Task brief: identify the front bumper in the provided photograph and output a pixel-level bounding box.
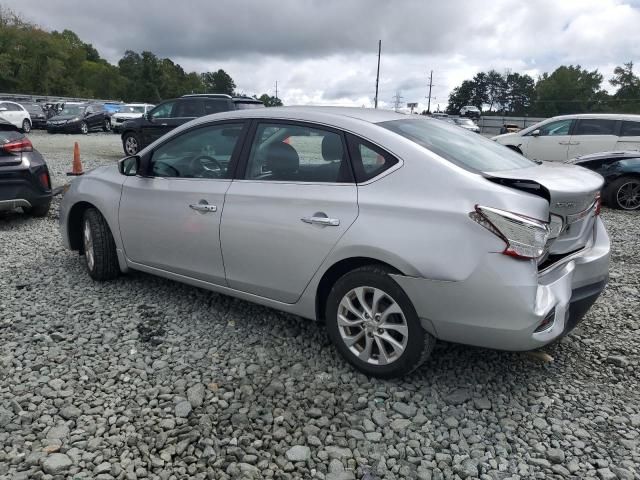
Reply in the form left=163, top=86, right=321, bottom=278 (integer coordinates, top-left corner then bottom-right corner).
left=392, top=217, right=610, bottom=351
left=47, top=122, right=80, bottom=133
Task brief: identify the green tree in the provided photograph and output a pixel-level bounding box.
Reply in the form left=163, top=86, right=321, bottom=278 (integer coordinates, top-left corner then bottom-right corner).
left=201, top=69, right=236, bottom=95
left=504, top=72, right=535, bottom=114
left=610, top=62, right=640, bottom=112
left=258, top=93, right=283, bottom=107
left=446, top=80, right=475, bottom=114
left=533, top=65, right=608, bottom=116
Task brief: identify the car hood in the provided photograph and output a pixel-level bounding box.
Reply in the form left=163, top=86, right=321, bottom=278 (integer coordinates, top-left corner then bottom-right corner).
left=492, top=132, right=519, bottom=141
left=114, top=113, right=143, bottom=119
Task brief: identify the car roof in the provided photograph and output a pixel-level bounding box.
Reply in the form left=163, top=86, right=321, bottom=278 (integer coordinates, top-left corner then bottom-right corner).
left=547, top=113, right=640, bottom=121
left=191, top=106, right=407, bottom=125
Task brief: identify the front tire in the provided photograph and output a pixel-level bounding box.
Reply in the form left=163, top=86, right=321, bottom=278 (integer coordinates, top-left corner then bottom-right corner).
left=80, top=121, right=89, bottom=135
left=102, top=119, right=111, bottom=132
left=82, top=208, right=120, bottom=281
left=325, top=265, right=435, bottom=378
left=123, top=132, right=141, bottom=155
left=22, top=119, right=31, bottom=133
left=606, top=176, right=640, bottom=210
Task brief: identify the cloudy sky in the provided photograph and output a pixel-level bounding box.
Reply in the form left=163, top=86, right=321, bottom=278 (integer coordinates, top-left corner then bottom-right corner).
left=4, top=0, right=640, bottom=110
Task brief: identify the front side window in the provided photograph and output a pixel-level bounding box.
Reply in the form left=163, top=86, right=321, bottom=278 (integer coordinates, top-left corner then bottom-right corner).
left=536, top=119, right=573, bottom=136
left=150, top=101, right=175, bottom=119
left=380, top=118, right=536, bottom=172
left=244, top=122, right=353, bottom=183
left=203, top=100, right=229, bottom=115
left=150, top=123, right=244, bottom=179
left=574, top=119, right=617, bottom=136
left=620, top=121, right=640, bottom=137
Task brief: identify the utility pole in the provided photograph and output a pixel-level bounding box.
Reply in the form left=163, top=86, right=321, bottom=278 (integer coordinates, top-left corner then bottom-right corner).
left=275, top=81, right=278, bottom=101
left=374, top=40, right=381, bottom=109
left=426, top=70, right=434, bottom=113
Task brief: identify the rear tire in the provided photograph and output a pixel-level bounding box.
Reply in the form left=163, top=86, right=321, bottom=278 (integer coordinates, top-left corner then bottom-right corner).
left=25, top=202, right=50, bottom=217
left=123, top=132, right=141, bottom=155
left=325, top=265, right=435, bottom=378
left=22, top=119, right=31, bottom=133
left=82, top=208, right=120, bottom=281
left=605, top=176, right=640, bottom=210
left=80, top=121, right=89, bottom=135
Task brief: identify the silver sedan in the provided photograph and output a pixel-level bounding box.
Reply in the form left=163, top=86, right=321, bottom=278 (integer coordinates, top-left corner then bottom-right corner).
left=59, top=107, right=610, bottom=378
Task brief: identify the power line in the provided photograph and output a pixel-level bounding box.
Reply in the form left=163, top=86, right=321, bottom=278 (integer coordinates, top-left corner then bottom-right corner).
left=426, top=70, right=435, bottom=113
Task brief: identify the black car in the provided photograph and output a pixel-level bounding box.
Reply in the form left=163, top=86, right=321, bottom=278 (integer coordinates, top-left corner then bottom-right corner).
left=120, top=94, right=264, bottom=155
left=18, top=102, right=48, bottom=129
left=0, top=119, right=52, bottom=216
left=569, top=151, right=640, bottom=210
left=47, top=103, right=112, bottom=134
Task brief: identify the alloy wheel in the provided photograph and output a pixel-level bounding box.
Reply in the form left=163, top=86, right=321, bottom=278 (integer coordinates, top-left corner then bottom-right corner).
left=125, top=136, right=138, bottom=155
left=22, top=119, right=31, bottom=133
left=83, top=219, right=95, bottom=271
left=616, top=180, right=640, bottom=210
left=80, top=122, right=88, bottom=134
left=337, top=286, right=408, bottom=365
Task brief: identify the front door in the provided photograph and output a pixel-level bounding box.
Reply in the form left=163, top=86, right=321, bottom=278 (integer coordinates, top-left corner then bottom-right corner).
left=119, top=121, right=247, bottom=284
left=567, top=118, right=619, bottom=158
left=221, top=121, right=358, bottom=303
left=140, top=100, right=180, bottom=146
left=522, top=118, right=574, bottom=162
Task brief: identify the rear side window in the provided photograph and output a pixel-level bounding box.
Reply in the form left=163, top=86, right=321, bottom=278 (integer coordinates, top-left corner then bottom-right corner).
left=620, top=121, right=640, bottom=137
left=380, top=118, right=535, bottom=172
left=173, top=100, right=203, bottom=118
left=574, top=119, right=617, bottom=135
left=346, top=134, right=398, bottom=182
left=204, top=100, right=230, bottom=115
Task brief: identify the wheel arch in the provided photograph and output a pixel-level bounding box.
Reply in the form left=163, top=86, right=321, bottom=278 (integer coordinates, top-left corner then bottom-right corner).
left=315, top=256, right=404, bottom=323
left=67, top=201, right=98, bottom=252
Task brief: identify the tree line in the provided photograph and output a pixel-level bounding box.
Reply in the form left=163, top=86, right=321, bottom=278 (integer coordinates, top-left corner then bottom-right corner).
left=0, top=7, right=282, bottom=106
left=446, top=63, right=640, bottom=117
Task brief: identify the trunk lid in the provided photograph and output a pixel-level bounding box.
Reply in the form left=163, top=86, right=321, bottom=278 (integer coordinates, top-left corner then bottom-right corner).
left=485, top=162, right=604, bottom=257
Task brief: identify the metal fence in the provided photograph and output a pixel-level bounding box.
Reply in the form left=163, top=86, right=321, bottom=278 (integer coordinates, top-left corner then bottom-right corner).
left=477, top=116, right=547, bottom=135
left=0, top=92, right=122, bottom=104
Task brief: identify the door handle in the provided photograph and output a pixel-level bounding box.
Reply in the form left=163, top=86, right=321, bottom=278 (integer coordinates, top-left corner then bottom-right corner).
left=160, top=123, right=168, bottom=126
left=570, top=141, right=580, bottom=145
left=189, top=203, right=217, bottom=213
left=301, top=216, right=340, bottom=226
left=558, top=141, right=571, bottom=145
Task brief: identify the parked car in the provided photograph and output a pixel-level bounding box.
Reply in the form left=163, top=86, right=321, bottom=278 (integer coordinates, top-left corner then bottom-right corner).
left=47, top=103, right=112, bottom=134
left=0, top=118, right=52, bottom=216
left=60, top=107, right=609, bottom=377
left=111, top=103, right=155, bottom=133
left=568, top=151, right=640, bottom=210
left=454, top=117, right=480, bottom=133
left=460, top=105, right=481, bottom=119
left=0, top=100, right=32, bottom=132
left=18, top=103, right=47, bottom=129
left=120, top=94, right=264, bottom=155
left=493, top=114, right=640, bottom=162
left=103, top=103, right=123, bottom=115
left=431, top=113, right=449, bottom=120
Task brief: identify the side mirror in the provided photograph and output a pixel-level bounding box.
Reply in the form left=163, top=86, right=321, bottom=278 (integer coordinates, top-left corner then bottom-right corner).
left=531, top=129, right=540, bottom=137
left=118, top=155, right=140, bottom=176
left=145, top=112, right=153, bottom=122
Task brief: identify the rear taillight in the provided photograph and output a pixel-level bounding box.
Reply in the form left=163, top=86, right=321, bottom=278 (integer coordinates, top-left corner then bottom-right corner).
left=38, top=171, right=51, bottom=190
left=594, top=193, right=601, bottom=216
left=2, top=138, right=33, bottom=153
left=470, top=205, right=550, bottom=260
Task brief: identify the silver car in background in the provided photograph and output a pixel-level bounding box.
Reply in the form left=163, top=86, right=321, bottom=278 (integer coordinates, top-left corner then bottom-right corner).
left=59, top=107, right=610, bottom=378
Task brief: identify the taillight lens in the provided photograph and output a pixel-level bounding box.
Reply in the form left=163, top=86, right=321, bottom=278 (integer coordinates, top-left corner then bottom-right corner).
left=38, top=171, right=51, bottom=190
left=2, top=138, right=33, bottom=153
left=470, top=205, right=550, bottom=259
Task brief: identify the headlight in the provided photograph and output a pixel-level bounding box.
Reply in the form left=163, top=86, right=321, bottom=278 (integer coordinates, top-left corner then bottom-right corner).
left=71, top=117, right=80, bottom=122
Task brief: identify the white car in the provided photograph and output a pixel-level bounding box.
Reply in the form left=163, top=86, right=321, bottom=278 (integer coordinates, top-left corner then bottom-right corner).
left=460, top=105, right=481, bottom=119
left=0, top=101, right=32, bottom=132
left=110, top=103, right=155, bottom=132
left=493, top=114, right=640, bottom=162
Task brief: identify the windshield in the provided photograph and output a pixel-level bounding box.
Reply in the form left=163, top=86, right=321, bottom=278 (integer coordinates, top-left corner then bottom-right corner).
left=455, top=118, right=475, bottom=126
left=235, top=103, right=265, bottom=110
left=120, top=105, right=145, bottom=114
left=60, top=105, right=84, bottom=116
left=380, top=118, right=536, bottom=172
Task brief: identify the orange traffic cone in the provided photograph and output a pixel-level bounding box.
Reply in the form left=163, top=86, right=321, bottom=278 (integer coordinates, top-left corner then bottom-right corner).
left=66, top=142, right=84, bottom=176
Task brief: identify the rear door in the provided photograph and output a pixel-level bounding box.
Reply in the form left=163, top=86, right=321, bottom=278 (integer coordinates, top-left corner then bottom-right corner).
left=220, top=120, right=358, bottom=303
left=0, top=102, right=21, bottom=128
left=522, top=118, right=574, bottom=162
left=567, top=118, right=619, bottom=158
left=615, top=120, right=640, bottom=151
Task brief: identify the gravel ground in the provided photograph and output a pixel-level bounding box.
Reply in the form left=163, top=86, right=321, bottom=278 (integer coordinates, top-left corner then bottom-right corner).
left=0, top=131, right=639, bottom=480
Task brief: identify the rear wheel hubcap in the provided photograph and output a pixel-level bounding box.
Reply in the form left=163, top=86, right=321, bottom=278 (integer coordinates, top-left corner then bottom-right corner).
left=337, top=286, right=408, bottom=365
left=125, top=137, right=138, bottom=154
